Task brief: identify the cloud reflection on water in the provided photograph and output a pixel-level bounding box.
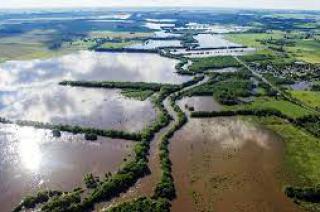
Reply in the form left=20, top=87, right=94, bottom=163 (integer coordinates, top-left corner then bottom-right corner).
left=0, top=51, right=191, bottom=131
left=0, top=51, right=189, bottom=91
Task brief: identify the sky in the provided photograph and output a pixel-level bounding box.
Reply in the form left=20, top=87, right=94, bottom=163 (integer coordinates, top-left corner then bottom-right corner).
left=0, top=0, right=320, bottom=10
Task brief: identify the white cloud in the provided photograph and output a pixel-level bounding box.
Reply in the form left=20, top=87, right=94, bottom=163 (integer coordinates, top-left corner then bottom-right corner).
left=0, top=0, right=319, bottom=10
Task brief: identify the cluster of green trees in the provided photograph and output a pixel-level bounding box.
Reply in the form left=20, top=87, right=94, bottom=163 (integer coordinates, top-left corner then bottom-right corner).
left=213, top=80, right=253, bottom=105
left=41, top=189, right=82, bottom=211
left=183, top=72, right=254, bottom=105
left=15, top=120, right=141, bottom=141
left=285, top=185, right=320, bottom=203
left=52, top=129, right=61, bottom=137
left=0, top=117, right=12, bottom=124
left=107, top=197, right=170, bottom=212
left=260, top=37, right=296, bottom=46
left=296, top=115, right=320, bottom=137
left=154, top=96, right=187, bottom=200
left=189, top=56, right=241, bottom=72
left=59, top=81, right=169, bottom=92
left=311, top=84, right=320, bottom=91
left=181, top=33, right=199, bottom=48
left=262, top=73, right=295, bottom=86
left=84, top=133, right=98, bottom=141
left=121, top=89, right=154, bottom=101
left=13, top=190, right=62, bottom=212
left=175, top=58, right=195, bottom=75
left=84, top=173, right=100, bottom=189
left=190, top=108, right=293, bottom=122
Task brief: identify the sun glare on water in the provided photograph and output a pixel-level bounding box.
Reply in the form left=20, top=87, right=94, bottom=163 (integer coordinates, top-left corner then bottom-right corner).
left=17, top=126, right=44, bottom=171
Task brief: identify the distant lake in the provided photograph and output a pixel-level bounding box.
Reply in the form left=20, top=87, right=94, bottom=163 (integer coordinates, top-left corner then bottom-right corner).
left=195, top=34, right=242, bottom=48
left=127, top=39, right=182, bottom=49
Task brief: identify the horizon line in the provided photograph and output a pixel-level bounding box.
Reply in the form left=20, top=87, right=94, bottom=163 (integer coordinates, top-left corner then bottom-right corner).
left=0, top=6, right=319, bottom=12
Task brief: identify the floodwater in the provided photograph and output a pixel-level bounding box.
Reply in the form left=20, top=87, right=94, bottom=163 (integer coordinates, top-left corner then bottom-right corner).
left=0, top=86, right=156, bottom=132
left=0, top=123, right=133, bottom=212
left=170, top=118, right=300, bottom=212
left=0, top=51, right=190, bottom=87
left=177, top=96, right=222, bottom=112
left=96, top=121, right=174, bottom=211
left=144, top=22, right=175, bottom=30
left=290, top=81, right=311, bottom=90
left=153, top=31, right=181, bottom=38
left=194, top=34, right=242, bottom=49
left=207, top=67, right=239, bottom=73
left=0, top=51, right=190, bottom=131
left=177, top=23, right=250, bottom=34
left=170, top=47, right=256, bottom=58
left=127, top=39, right=182, bottom=50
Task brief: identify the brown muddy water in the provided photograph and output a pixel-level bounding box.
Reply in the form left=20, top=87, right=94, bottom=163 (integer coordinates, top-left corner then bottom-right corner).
left=170, top=117, right=301, bottom=212
left=0, top=123, right=133, bottom=212
left=96, top=99, right=177, bottom=211
left=177, top=96, right=222, bottom=112
left=0, top=85, right=156, bottom=132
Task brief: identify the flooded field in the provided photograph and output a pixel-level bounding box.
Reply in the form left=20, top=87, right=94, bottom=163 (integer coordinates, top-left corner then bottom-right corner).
left=0, top=51, right=191, bottom=131
left=170, top=47, right=256, bottom=58
left=153, top=31, right=181, bottom=38
left=144, top=22, right=175, bottom=30
left=195, top=34, right=242, bottom=49
left=0, top=123, right=133, bottom=212
left=0, top=86, right=156, bottom=132
left=0, top=51, right=190, bottom=87
left=177, top=23, right=250, bottom=34
left=127, top=39, right=182, bottom=50
left=177, top=96, right=222, bottom=112
left=290, top=81, right=312, bottom=90
left=170, top=118, right=300, bottom=212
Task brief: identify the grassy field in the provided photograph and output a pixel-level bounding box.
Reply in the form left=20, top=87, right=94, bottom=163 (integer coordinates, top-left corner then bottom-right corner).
left=226, top=97, right=315, bottom=118
left=226, top=32, right=320, bottom=63
left=249, top=116, right=320, bottom=186
left=99, top=41, right=138, bottom=49
left=189, top=56, right=241, bottom=72
left=225, top=33, right=284, bottom=48
left=0, top=30, right=84, bottom=62
left=285, top=39, right=320, bottom=63
left=290, top=90, right=320, bottom=109
left=0, top=30, right=150, bottom=62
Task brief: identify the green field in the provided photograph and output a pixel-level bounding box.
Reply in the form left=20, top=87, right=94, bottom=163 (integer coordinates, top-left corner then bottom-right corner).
left=0, top=30, right=149, bottom=63
left=99, top=41, right=137, bottom=49
left=189, top=56, right=241, bottom=72
left=225, top=33, right=284, bottom=48
left=285, top=39, right=320, bottom=63
left=249, top=116, right=320, bottom=186
left=0, top=30, right=84, bottom=62
left=290, top=90, right=320, bottom=109
left=226, top=97, right=315, bottom=118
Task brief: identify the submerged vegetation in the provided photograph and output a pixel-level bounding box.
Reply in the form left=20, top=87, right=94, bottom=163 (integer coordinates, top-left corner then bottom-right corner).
left=121, top=89, right=155, bottom=100
left=4, top=8, right=320, bottom=212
